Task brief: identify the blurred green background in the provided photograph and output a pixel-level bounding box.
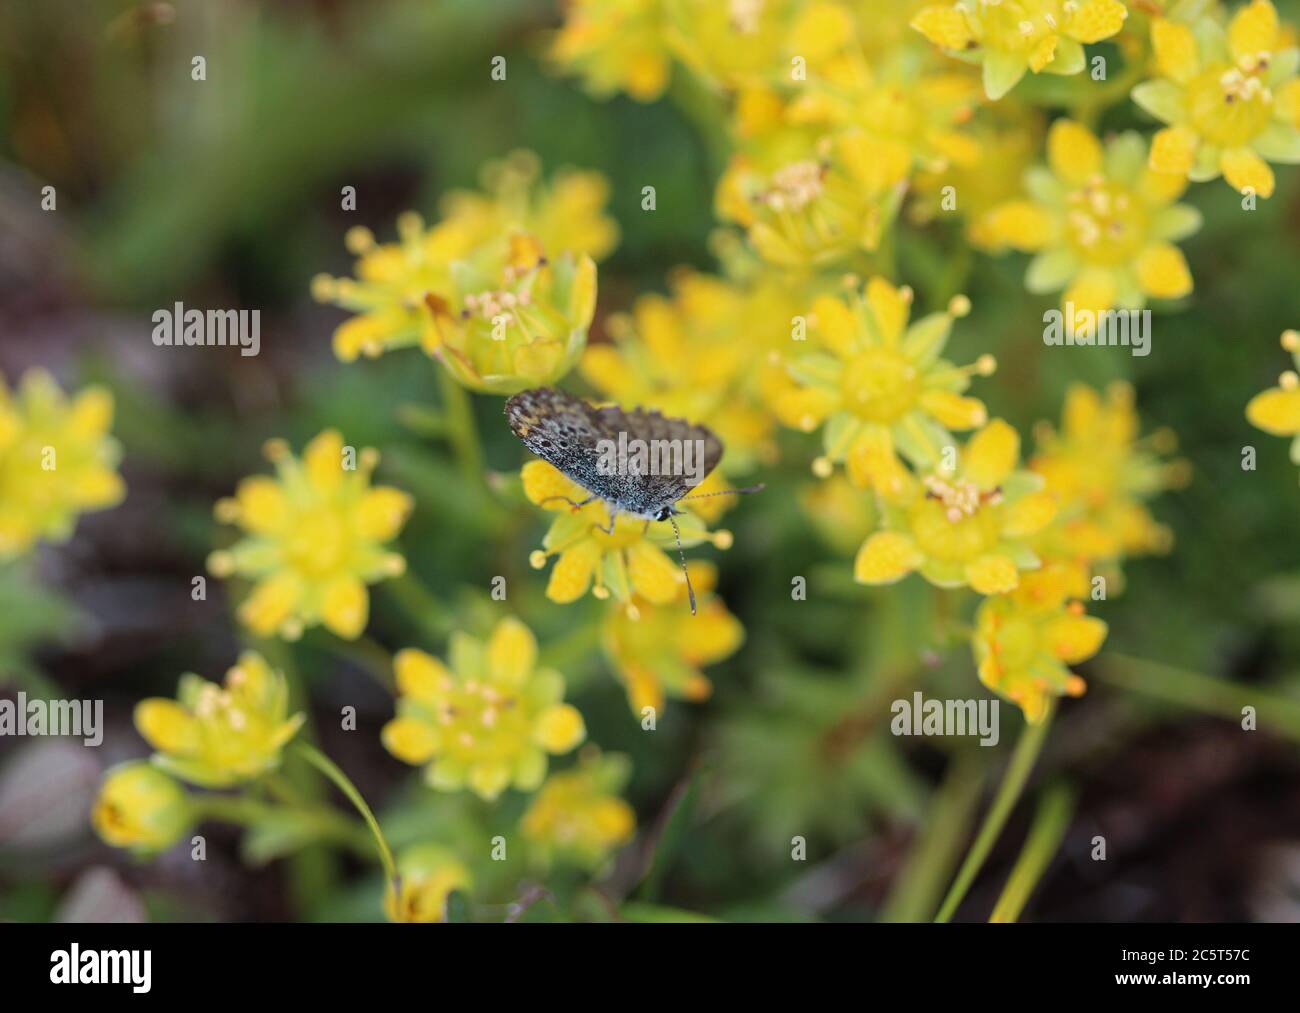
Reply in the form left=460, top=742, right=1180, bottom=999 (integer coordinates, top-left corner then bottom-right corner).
left=2, top=0, right=1300, bottom=923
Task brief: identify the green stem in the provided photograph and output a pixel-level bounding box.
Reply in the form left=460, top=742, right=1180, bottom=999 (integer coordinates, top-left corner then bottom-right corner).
left=880, top=752, right=985, bottom=923
left=437, top=366, right=483, bottom=484
left=989, top=784, right=1075, bottom=923
left=190, top=792, right=373, bottom=858
left=292, top=742, right=399, bottom=894
left=935, top=703, right=1055, bottom=923
left=1100, top=653, right=1300, bottom=744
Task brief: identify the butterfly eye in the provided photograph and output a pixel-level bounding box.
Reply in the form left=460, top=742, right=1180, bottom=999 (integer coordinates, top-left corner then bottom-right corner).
left=655, top=507, right=674, bottom=522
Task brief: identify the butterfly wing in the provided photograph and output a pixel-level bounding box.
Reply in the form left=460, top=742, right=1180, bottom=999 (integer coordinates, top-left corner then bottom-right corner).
left=594, top=404, right=722, bottom=510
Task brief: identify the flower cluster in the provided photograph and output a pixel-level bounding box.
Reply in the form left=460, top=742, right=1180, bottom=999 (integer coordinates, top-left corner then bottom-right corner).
left=208, top=429, right=412, bottom=641
left=0, top=370, right=124, bottom=560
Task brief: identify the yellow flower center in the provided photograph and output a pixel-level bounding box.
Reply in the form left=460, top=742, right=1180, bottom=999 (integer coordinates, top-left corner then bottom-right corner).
left=436, top=680, right=531, bottom=766
left=285, top=511, right=347, bottom=576
left=1186, top=63, right=1274, bottom=147
left=1064, top=178, right=1146, bottom=266
left=908, top=493, right=1000, bottom=562
left=978, top=0, right=1066, bottom=53
left=841, top=348, right=920, bottom=423
left=761, top=160, right=826, bottom=212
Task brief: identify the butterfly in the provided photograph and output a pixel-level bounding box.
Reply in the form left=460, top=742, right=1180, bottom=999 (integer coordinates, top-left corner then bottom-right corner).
left=505, top=387, right=762, bottom=614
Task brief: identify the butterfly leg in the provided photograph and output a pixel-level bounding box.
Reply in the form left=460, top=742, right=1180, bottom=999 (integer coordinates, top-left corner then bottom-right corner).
left=538, top=494, right=596, bottom=513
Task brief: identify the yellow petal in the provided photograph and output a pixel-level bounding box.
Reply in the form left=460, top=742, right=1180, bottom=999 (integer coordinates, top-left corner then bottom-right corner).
left=965, top=554, right=1020, bottom=594
left=534, top=703, right=586, bottom=753
left=393, top=648, right=452, bottom=702
left=1221, top=147, right=1275, bottom=198
left=1149, top=125, right=1198, bottom=176
left=1228, top=0, right=1279, bottom=67
left=980, top=201, right=1054, bottom=251
left=910, top=6, right=973, bottom=50
left=522, top=459, right=586, bottom=508
left=865, top=277, right=910, bottom=344
left=811, top=294, right=858, bottom=355
left=547, top=538, right=601, bottom=603
left=1027, top=35, right=1057, bottom=74
left=468, top=763, right=513, bottom=801
left=238, top=572, right=301, bottom=637
left=303, top=429, right=346, bottom=493
left=1048, top=120, right=1103, bottom=185
left=963, top=419, right=1020, bottom=489
left=846, top=427, right=913, bottom=498
left=918, top=389, right=988, bottom=430
left=1065, top=0, right=1127, bottom=44
left=626, top=540, right=682, bottom=605
left=1136, top=242, right=1193, bottom=299
left=1045, top=612, right=1109, bottom=663
left=854, top=531, right=922, bottom=584
left=356, top=487, right=413, bottom=540
left=1151, top=17, right=1200, bottom=83
left=69, top=387, right=114, bottom=437
left=381, top=716, right=439, bottom=764
left=1063, top=270, right=1117, bottom=315
left=1001, top=490, right=1058, bottom=538
left=513, top=340, right=564, bottom=383
left=1246, top=387, right=1300, bottom=435
left=321, top=576, right=368, bottom=640
left=234, top=477, right=291, bottom=535
left=486, top=616, right=538, bottom=685
left=134, top=699, right=200, bottom=754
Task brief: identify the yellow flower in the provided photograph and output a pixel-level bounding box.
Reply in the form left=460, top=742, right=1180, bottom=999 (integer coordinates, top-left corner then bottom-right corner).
left=773, top=277, right=995, bottom=494
left=581, top=268, right=800, bottom=471
left=0, top=370, right=124, bottom=560
left=972, top=565, right=1108, bottom=723
left=912, top=0, right=1129, bottom=99
left=716, top=129, right=906, bottom=268
left=855, top=419, right=1056, bottom=594
left=134, top=652, right=305, bottom=788
left=91, top=762, right=191, bottom=851
left=522, top=460, right=733, bottom=607
left=312, top=152, right=614, bottom=365
left=1246, top=330, right=1300, bottom=462
left=1134, top=2, right=1300, bottom=198
left=548, top=0, right=673, bottom=101
left=1031, top=382, right=1184, bottom=587
left=981, top=120, right=1200, bottom=312
left=208, top=429, right=411, bottom=642
left=602, top=563, right=744, bottom=715
left=384, top=844, right=471, bottom=923
left=664, top=0, right=853, bottom=91
left=381, top=618, right=586, bottom=801
left=521, top=748, right=636, bottom=870
left=424, top=239, right=597, bottom=395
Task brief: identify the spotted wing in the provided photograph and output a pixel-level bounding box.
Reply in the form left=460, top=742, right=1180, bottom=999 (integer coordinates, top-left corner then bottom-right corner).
left=505, top=387, right=610, bottom=475
left=592, top=403, right=723, bottom=512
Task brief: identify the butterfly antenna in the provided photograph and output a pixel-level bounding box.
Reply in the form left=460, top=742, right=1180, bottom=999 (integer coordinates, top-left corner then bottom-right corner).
left=668, top=515, right=697, bottom=616
left=677, top=482, right=766, bottom=502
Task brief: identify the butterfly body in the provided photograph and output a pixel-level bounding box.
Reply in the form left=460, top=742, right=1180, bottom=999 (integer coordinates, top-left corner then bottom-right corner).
left=505, top=387, right=722, bottom=522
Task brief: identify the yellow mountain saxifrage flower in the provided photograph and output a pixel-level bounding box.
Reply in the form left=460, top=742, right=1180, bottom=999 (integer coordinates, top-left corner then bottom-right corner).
left=91, top=762, right=191, bottom=852
left=424, top=236, right=598, bottom=394
left=972, top=564, right=1108, bottom=723
left=1030, top=382, right=1186, bottom=591
left=716, top=129, right=906, bottom=268
left=134, top=652, right=306, bottom=788
left=521, top=460, right=733, bottom=606
left=208, top=430, right=412, bottom=642
left=521, top=748, right=636, bottom=870
left=1246, top=329, right=1300, bottom=455
left=664, top=0, right=855, bottom=91
left=912, top=0, right=1129, bottom=99
left=381, top=618, right=586, bottom=801
left=312, top=152, right=615, bottom=365
left=855, top=418, right=1057, bottom=594
left=602, top=562, right=744, bottom=715
left=773, top=277, right=995, bottom=495
left=580, top=268, right=801, bottom=472
left=548, top=0, right=674, bottom=101
left=1134, top=1, right=1300, bottom=198
left=0, top=370, right=124, bottom=560
left=980, top=120, right=1199, bottom=313
left=384, top=844, right=471, bottom=923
